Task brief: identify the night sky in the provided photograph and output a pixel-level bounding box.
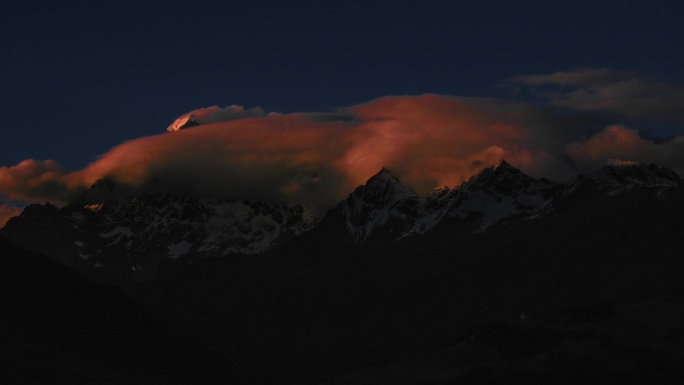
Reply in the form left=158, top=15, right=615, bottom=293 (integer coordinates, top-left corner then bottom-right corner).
left=1, top=0, right=683, bottom=223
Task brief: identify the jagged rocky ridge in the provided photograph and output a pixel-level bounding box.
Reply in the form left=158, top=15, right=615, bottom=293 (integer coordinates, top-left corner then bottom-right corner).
left=2, top=159, right=680, bottom=280
left=2, top=193, right=316, bottom=281
left=333, top=158, right=680, bottom=243
left=572, top=158, right=681, bottom=196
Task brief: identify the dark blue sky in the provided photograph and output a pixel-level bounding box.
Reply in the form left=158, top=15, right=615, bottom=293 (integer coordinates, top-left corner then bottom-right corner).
left=2, top=0, right=683, bottom=170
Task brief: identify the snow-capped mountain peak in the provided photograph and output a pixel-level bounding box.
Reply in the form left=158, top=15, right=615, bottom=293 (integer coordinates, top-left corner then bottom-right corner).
left=337, top=161, right=560, bottom=241
left=459, top=158, right=541, bottom=194
left=435, top=159, right=558, bottom=231
left=4, top=159, right=682, bottom=285
left=354, top=168, right=419, bottom=206
left=336, top=168, right=421, bottom=242
left=166, top=113, right=201, bottom=132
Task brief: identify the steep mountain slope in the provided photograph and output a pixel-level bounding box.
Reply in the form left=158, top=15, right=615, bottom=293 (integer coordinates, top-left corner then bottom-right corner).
left=414, top=159, right=561, bottom=233
left=336, top=168, right=421, bottom=242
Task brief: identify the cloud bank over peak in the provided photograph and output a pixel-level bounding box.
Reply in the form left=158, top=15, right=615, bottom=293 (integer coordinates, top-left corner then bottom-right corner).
left=166, top=105, right=266, bottom=132
left=567, top=124, right=684, bottom=174
left=2, top=69, right=683, bottom=226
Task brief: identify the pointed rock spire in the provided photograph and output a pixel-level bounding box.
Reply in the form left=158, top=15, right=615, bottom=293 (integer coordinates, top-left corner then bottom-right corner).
left=350, top=168, right=418, bottom=207
left=366, top=167, right=397, bottom=184
left=337, top=168, right=421, bottom=242
left=459, top=158, right=532, bottom=192
left=495, top=158, right=511, bottom=168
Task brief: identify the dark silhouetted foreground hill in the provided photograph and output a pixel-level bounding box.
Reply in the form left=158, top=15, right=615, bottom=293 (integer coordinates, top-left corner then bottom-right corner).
left=0, top=236, right=226, bottom=384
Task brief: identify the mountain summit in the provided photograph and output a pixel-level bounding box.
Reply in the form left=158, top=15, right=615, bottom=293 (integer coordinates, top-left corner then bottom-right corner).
left=349, top=168, right=419, bottom=207
left=438, top=159, right=560, bottom=230
left=166, top=113, right=201, bottom=132
left=2, top=159, right=681, bottom=283
left=329, top=160, right=561, bottom=241
left=336, top=168, right=421, bottom=242
left=576, top=159, right=680, bottom=196
left=460, top=159, right=542, bottom=193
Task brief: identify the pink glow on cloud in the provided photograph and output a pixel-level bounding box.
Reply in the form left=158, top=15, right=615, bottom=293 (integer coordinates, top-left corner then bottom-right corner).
left=71, top=94, right=560, bottom=207
left=339, top=95, right=551, bottom=191
left=566, top=125, right=684, bottom=175
left=0, top=159, right=71, bottom=203
left=2, top=94, right=683, bottom=217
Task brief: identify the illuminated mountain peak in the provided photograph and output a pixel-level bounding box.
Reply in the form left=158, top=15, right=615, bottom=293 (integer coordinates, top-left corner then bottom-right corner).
left=166, top=113, right=201, bottom=132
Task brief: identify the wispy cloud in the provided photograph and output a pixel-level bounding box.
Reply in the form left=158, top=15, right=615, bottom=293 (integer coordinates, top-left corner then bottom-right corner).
left=509, top=68, right=684, bottom=120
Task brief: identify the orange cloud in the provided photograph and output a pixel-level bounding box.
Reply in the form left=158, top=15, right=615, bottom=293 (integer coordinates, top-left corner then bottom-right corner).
left=340, top=95, right=572, bottom=191
left=2, top=94, right=681, bottom=217
left=567, top=125, right=684, bottom=175
left=0, top=159, right=73, bottom=203
left=70, top=95, right=569, bottom=208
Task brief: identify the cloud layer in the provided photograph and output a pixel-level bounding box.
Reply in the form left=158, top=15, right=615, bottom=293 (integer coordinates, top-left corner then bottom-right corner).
left=567, top=125, right=684, bottom=175
left=2, top=69, right=683, bottom=226
left=510, top=68, right=684, bottom=120
left=0, top=160, right=72, bottom=203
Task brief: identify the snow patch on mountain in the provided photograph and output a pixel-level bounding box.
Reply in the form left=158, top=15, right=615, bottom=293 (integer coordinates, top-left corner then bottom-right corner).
left=168, top=240, right=193, bottom=259
left=443, top=160, right=558, bottom=231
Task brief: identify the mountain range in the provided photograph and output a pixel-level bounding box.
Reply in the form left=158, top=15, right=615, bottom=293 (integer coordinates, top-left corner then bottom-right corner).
left=2, top=159, right=679, bottom=282
left=2, top=159, right=684, bottom=384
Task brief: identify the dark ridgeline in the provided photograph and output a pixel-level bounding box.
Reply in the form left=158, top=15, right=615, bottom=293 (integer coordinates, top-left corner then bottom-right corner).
left=2, top=160, right=684, bottom=384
